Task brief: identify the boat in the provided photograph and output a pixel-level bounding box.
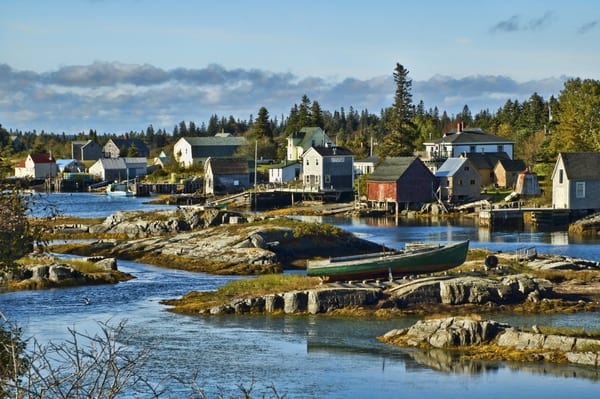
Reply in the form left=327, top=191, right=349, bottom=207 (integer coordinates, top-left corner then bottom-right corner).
left=106, top=181, right=135, bottom=197
left=306, top=240, right=469, bottom=281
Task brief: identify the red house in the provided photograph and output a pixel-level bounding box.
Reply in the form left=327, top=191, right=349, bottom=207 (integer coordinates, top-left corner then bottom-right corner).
left=367, top=156, right=438, bottom=213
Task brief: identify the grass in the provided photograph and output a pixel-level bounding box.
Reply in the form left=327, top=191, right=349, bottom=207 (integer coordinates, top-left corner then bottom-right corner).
left=161, top=274, right=321, bottom=314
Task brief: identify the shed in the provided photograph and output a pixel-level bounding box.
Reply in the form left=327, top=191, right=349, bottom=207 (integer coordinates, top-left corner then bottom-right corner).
left=494, top=159, right=527, bottom=189
left=551, top=152, right=600, bottom=210
left=204, top=157, right=250, bottom=195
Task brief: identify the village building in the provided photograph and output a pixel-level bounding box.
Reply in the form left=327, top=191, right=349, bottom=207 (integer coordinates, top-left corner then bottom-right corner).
left=493, top=159, right=528, bottom=189
left=435, top=157, right=481, bottom=203
left=353, top=155, right=378, bottom=178
left=173, top=135, right=246, bottom=168
left=301, top=146, right=354, bottom=192
left=514, top=168, right=542, bottom=197
left=551, top=152, right=600, bottom=210
left=14, top=153, right=57, bottom=179
left=268, top=161, right=301, bottom=185
left=204, top=157, right=250, bottom=196
left=366, top=157, right=438, bottom=211
left=89, top=157, right=148, bottom=182
left=422, top=123, right=514, bottom=172
left=71, top=140, right=102, bottom=161
left=56, top=159, right=86, bottom=174
left=461, top=152, right=511, bottom=187
left=103, top=138, right=150, bottom=158
left=286, top=127, right=333, bottom=161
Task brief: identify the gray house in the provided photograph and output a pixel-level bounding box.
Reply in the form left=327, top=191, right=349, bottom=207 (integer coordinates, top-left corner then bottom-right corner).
left=71, top=140, right=102, bottom=161
left=435, top=157, right=481, bottom=203
left=301, top=146, right=354, bottom=192
left=89, top=157, right=148, bottom=182
left=552, top=152, right=600, bottom=210
left=173, top=135, right=247, bottom=168
left=103, top=139, right=150, bottom=158
left=204, top=157, right=250, bottom=195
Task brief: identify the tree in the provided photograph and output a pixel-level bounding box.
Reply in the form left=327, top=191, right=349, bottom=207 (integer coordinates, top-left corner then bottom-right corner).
left=0, top=191, right=38, bottom=277
left=253, top=107, right=273, bottom=141
left=379, top=63, right=417, bottom=157
left=547, top=78, right=600, bottom=156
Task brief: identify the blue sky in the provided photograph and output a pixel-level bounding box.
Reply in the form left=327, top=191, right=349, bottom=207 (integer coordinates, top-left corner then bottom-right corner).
left=1, top=0, right=599, bottom=134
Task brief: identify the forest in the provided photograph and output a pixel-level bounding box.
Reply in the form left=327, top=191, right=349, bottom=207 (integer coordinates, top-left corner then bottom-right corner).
left=1, top=63, right=599, bottom=175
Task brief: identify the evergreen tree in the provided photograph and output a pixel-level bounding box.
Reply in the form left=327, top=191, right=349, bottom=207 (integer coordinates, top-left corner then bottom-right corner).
left=379, top=63, right=417, bottom=157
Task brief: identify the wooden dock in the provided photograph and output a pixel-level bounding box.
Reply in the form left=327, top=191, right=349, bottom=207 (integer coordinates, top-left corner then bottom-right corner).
left=479, top=207, right=574, bottom=229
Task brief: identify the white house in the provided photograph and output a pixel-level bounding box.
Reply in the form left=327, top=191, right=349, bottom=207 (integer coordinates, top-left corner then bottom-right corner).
left=423, top=123, right=514, bottom=164
left=268, top=161, right=301, bottom=185
left=89, top=157, right=147, bottom=182
left=302, top=146, right=354, bottom=191
left=286, top=127, right=333, bottom=161
left=173, top=135, right=247, bottom=168
left=353, top=155, right=378, bottom=178
left=551, top=152, right=600, bottom=210
left=14, top=153, right=57, bottom=179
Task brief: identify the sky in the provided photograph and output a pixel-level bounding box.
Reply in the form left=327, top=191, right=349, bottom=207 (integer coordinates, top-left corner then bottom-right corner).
left=1, top=0, right=599, bottom=134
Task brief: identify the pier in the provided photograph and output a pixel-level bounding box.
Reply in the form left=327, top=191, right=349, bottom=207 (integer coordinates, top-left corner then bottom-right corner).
left=479, top=206, right=585, bottom=229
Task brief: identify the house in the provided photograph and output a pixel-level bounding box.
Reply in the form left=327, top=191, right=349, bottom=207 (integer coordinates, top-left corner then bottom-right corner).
left=551, top=152, right=600, bottom=210
left=268, top=161, right=301, bottom=185
left=366, top=157, right=438, bottom=211
left=71, top=140, right=102, bottom=161
left=56, top=159, right=86, bottom=173
left=204, top=157, right=250, bottom=195
left=173, top=135, right=247, bottom=168
left=462, top=152, right=511, bottom=187
left=286, top=127, right=333, bottom=161
left=494, top=159, right=527, bottom=189
left=103, top=138, right=150, bottom=158
left=89, top=157, right=148, bottom=182
left=153, top=151, right=170, bottom=169
left=301, top=146, right=354, bottom=192
left=354, top=155, right=378, bottom=178
left=14, top=153, right=57, bottom=179
left=514, top=168, right=541, bottom=197
left=422, top=123, right=514, bottom=172
left=435, top=158, right=481, bottom=203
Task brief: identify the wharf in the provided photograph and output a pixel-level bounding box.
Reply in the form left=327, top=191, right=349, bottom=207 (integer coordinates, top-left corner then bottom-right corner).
left=479, top=207, right=582, bottom=229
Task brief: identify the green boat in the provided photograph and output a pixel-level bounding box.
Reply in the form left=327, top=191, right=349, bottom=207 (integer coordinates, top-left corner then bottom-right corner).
left=306, top=240, right=469, bottom=281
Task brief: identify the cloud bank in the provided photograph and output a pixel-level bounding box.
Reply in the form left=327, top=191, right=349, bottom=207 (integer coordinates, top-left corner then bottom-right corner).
left=0, top=62, right=567, bottom=134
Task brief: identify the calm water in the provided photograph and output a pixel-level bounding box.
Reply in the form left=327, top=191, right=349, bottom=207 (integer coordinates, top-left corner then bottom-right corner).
left=3, top=193, right=600, bottom=398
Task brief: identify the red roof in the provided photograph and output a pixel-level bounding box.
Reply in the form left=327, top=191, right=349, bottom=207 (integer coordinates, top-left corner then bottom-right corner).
left=28, top=153, right=55, bottom=163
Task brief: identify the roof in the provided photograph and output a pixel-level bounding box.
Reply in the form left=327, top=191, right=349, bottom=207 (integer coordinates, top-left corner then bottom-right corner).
left=288, top=127, right=330, bottom=148
left=180, top=136, right=246, bottom=159
left=496, top=159, right=527, bottom=172
left=28, top=153, right=55, bottom=163
left=206, top=157, right=249, bottom=175
left=96, top=158, right=127, bottom=170
left=269, top=160, right=300, bottom=169
left=428, top=128, right=514, bottom=145
left=56, top=159, right=80, bottom=167
left=435, top=158, right=468, bottom=177
left=355, top=155, right=379, bottom=164
left=368, top=156, right=421, bottom=181
left=463, top=152, right=510, bottom=169
left=560, top=152, right=600, bottom=180
left=107, top=138, right=149, bottom=151
left=307, top=146, right=353, bottom=157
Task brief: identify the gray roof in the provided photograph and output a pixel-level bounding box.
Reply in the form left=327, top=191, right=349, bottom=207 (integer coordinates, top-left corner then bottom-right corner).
left=97, top=158, right=126, bottom=170
left=463, top=152, right=510, bottom=169
left=435, top=158, right=467, bottom=177
left=182, top=136, right=247, bottom=158
left=368, top=156, right=421, bottom=181
left=429, top=128, right=514, bottom=145
left=496, top=159, right=527, bottom=172
left=560, top=152, right=600, bottom=180
left=206, top=157, right=249, bottom=175
left=309, top=146, right=353, bottom=157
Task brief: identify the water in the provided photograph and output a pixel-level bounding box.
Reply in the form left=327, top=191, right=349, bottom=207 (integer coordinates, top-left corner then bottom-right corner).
left=3, top=193, right=600, bottom=398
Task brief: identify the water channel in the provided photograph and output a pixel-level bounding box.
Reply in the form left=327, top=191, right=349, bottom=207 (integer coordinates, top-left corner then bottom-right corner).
left=2, top=193, right=600, bottom=398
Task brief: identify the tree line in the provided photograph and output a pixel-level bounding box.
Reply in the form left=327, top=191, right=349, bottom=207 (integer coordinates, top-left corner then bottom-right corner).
left=1, top=64, right=599, bottom=169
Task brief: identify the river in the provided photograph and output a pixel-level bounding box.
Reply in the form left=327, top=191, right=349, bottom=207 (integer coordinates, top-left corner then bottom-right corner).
left=3, top=193, right=600, bottom=398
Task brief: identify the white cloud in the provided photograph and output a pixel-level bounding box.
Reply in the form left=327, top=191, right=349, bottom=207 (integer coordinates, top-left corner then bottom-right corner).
left=0, top=62, right=568, bottom=133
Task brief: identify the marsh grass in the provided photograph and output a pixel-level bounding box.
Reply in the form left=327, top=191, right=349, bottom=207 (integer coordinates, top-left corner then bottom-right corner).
left=161, top=274, right=321, bottom=313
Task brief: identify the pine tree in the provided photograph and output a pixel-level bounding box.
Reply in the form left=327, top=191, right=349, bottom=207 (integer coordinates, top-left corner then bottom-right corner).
left=379, top=63, right=417, bottom=157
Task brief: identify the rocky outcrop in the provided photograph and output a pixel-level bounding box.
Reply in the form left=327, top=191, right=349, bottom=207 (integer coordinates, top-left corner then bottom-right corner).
left=388, top=274, right=552, bottom=306
left=568, top=212, right=600, bottom=237
left=204, top=287, right=383, bottom=315
left=381, top=317, right=600, bottom=367
left=527, top=255, right=600, bottom=271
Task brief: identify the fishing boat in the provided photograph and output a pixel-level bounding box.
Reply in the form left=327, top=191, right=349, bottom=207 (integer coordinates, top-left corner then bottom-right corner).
left=106, top=181, right=135, bottom=197
left=306, top=240, right=469, bottom=281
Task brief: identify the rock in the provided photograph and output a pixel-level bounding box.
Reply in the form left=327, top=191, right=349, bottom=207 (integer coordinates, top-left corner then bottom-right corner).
left=265, top=294, right=284, bottom=313
left=307, top=287, right=382, bottom=314
left=94, top=257, right=118, bottom=271
left=283, top=291, right=308, bottom=313
left=48, top=265, right=79, bottom=282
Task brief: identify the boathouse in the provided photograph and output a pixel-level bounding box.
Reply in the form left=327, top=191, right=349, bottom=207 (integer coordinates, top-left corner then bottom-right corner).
left=552, top=152, right=600, bottom=210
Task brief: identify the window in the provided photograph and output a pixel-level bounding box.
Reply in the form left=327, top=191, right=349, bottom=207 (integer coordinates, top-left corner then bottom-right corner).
left=469, top=145, right=475, bottom=152
left=306, top=159, right=309, bottom=166
left=576, top=182, right=586, bottom=198
left=497, top=145, right=504, bottom=152
left=316, top=159, right=319, bottom=166
left=559, top=169, right=563, bottom=184
left=324, top=175, right=331, bottom=183
left=458, top=179, right=463, bottom=186
left=470, top=179, right=476, bottom=185
left=463, top=166, right=469, bottom=171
